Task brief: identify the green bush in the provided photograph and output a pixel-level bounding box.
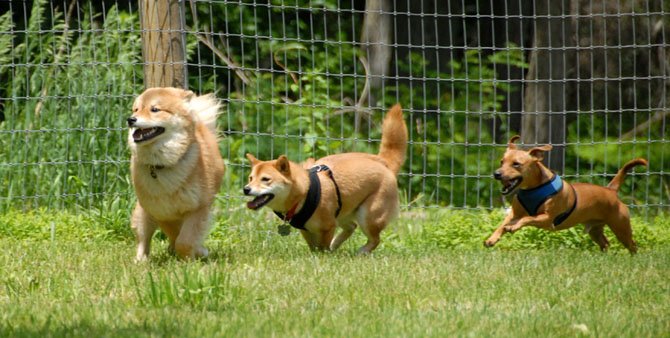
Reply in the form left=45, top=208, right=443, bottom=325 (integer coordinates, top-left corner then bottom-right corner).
left=0, top=0, right=142, bottom=211
left=396, top=209, right=670, bottom=252
left=0, top=1, right=664, bottom=215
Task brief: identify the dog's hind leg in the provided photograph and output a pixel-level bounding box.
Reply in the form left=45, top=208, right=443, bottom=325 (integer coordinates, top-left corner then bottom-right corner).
left=131, top=203, right=157, bottom=262
left=358, top=224, right=382, bottom=254
left=330, top=222, right=357, bottom=251
left=586, top=223, right=610, bottom=251
left=157, top=220, right=181, bottom=255
left=606, top=208, right=637, bottom=254
left=175, top=207, right=211, bottom=259
left=356, top=189, right=397, bottom=254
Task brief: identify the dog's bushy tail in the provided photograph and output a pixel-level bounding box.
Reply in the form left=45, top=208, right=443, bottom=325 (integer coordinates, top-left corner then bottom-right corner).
left=607, top=158, right=648, bottom=191
left=189, top=93, right=220, bottom=134
left=378, top=104, right=408, bottom=176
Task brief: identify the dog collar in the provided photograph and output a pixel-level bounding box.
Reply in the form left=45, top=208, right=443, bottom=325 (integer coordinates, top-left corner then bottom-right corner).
left=516, top=174, right=563, bottom=216
left=149, top=165, right=165, bottom=179
left=282, top=203, right=300, bottom=222
left=274, top=164, right=342, bottom=230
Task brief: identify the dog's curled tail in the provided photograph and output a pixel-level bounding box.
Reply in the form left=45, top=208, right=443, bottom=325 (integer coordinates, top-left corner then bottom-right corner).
left=607, top=158, right=648, bottom=191
left=189, top=93, right=221, bottom=134
left=378, top=104, right=408, bottom=176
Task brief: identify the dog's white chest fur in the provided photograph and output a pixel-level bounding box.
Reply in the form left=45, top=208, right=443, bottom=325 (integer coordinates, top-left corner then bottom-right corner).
left=132, top=146, right=202, bottom=221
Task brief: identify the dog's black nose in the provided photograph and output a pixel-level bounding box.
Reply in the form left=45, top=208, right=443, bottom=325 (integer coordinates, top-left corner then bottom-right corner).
left=493, top=171, right=502, bottom=180
left=243, top=186, right=251, bottom=195
left=127, top=117, right=137, bottom=127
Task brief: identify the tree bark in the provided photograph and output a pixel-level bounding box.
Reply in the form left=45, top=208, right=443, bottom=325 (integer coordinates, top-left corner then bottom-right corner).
left=139, top=0, right=187, bottom=89
left=361, top=0, right=392, bottom=108
left=522, top=0, right=576, bottom=171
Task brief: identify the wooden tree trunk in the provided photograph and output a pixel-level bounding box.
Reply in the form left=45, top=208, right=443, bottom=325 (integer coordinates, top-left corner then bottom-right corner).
left=361, top=0, right=392, bottom=108
left=490, top=0, right=533, bottom=141
left=522, top=0, right=576, bottom=171
left=139, top=0, right=186, bottom=89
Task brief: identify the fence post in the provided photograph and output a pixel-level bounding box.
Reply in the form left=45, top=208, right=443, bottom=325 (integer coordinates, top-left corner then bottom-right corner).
left=361, top=0, right=392, bottom=108
left=139, top=0, right=187, bottom=89
left=521, top=0, right=575, bottom=171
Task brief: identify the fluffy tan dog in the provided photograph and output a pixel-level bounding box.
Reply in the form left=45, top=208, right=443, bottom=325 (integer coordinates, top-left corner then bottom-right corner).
left=127, top=87, right=225, bottom=260
left=244, top=104, right=408, bottom=254
left=485, top=135, right=646, bottom=253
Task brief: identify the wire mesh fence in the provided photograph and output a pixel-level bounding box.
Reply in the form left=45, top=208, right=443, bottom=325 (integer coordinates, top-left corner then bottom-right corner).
left=0, top=0, right=667, bottom=215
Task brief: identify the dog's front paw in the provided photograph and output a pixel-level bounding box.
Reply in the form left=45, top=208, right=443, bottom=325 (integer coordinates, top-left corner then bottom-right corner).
left=195, top=246, right=209, bottom=259
left=504, top=224, right=521, bottom=233
left=135, top=253, right=150, bottom=263
left=484, top=238, right=498, bottom=247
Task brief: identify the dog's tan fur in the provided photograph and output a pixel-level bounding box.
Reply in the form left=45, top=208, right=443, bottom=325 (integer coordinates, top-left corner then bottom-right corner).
left=244, top=104, right=408, bottom=254
left=128, top=87, right=225, bottom=260
left=485, top=135, right=646, bottom=253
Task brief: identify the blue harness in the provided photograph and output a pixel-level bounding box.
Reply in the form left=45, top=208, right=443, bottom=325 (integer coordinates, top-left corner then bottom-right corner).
left=516, top=174, right=577, bottom=226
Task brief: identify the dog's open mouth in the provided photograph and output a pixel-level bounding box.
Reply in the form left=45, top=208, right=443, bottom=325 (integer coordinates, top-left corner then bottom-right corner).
left=132, top=127, right=165, bottom=143
left=501, top=178, right=522, bottom=195
left=247, top=194, right=274, bottom=210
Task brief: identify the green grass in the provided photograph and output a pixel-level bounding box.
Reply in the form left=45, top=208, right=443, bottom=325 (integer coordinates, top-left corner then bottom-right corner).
left=1, top=208, right=670, bottom=337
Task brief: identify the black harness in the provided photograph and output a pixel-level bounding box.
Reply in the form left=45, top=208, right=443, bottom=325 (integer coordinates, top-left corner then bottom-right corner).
left=274, top=164, right=342, bottom=230
left=552, top=185, right=578, bottom=226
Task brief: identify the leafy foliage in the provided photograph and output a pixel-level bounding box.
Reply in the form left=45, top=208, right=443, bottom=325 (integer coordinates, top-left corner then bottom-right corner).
left=0, top=0, right=142, bottom=211
left=187, top=1, right=526, bottom=208
left=0, top=1, right=664, bottom=214
left=567, top=118, right=668, bottom=209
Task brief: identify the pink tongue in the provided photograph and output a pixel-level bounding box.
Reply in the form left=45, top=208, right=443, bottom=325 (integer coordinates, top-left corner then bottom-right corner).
left=247, top=195, right=270, bottom=209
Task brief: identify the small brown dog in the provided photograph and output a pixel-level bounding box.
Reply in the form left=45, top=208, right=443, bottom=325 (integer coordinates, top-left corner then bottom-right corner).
left=128, top=87, right=225, bottom=261
left=485, top=135, right=646, bottom=253
left=243, top=104, right=408, bottom=254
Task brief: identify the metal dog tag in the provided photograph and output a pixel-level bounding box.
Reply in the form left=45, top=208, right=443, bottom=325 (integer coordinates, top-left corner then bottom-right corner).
left=278, top=224, right=291, bottom=236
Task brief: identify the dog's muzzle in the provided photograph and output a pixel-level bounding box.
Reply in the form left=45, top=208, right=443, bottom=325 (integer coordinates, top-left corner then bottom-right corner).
left=494, top=170, right=522, bottom=195
left=244, top=185, right=275, bottom=210
left=132, top=127, right=165, bottom=143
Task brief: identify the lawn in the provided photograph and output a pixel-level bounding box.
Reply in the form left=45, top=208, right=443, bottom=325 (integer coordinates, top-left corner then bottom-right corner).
left=1, top=207, right=669, bottom=337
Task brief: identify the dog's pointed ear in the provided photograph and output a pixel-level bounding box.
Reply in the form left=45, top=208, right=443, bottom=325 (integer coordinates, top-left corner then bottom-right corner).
left=302, top=157, right=316, bottom=168
left=182, top=90, right=195, bottom=102
left=275, top=155, right=291, bottom=175
left=507, top=135, right=521, bottom=149
left=529, top=145, right=553, bottom=161
left=246, top=153, right=260, bottom=166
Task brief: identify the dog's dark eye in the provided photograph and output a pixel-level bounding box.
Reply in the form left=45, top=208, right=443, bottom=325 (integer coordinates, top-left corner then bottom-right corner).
left=261, top=177, right=271, bottom=182
left=150, top=106, right=160, bottom=113
left=248, top=176, right=253, bottom=182
left=512, top=162, right=521, bottom=168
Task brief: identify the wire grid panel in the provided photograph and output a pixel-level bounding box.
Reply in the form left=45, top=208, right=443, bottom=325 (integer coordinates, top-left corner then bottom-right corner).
left=0, top=0, right=667, bottom=214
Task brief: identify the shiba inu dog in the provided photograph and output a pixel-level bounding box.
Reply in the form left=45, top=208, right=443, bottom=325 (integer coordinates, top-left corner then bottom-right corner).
left=244, top=104, right=408, bottom=254
left=127, top=87, right=225, bottom=261
left=485, top=135, right=646, bottom=253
